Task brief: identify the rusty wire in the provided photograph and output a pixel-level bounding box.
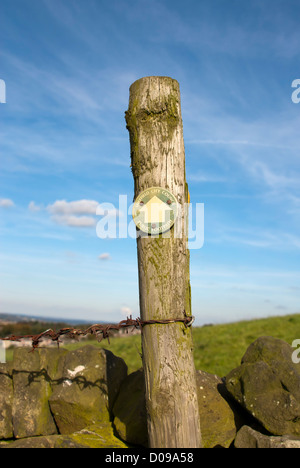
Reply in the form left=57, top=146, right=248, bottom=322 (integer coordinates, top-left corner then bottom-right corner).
left=0, top=313, right=195, bottom=351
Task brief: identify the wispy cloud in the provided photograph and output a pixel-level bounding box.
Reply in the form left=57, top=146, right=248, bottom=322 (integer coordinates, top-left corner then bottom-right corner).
left=188, top=172, right=227, bottom=183
left=188, top=139, right=250, bottom=146
left=209, top=225, right=300, bottom=251
left=28, top=201, right=42, bottom=212
left=2, top=0, right=300, bottom=323
left=242, top=160, right=300, bottom=190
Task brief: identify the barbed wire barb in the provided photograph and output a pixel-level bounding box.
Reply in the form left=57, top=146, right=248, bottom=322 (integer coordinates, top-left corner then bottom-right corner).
left=0, top=313, right=195, bottom=352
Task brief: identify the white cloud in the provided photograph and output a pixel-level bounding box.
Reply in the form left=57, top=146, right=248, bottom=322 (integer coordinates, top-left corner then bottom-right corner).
left=120, top=306, right=133, bottom=318
left=47, top=199, right=100, bottom=228
left=52, top=215, right=97, bottom=228
left=98, top=253, right=111, bottom=261
left=46, top=199, right=122, bottom=229
left=0, top=198, right=15, bottom=208
left=48, top=199, right=99, bottom=215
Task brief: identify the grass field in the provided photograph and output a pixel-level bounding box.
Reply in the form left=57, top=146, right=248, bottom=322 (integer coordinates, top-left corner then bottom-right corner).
left=5, top=313, right=300, bottom=377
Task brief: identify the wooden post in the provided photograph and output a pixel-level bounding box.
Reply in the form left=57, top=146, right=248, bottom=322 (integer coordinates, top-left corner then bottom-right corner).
left=125, top=76, right=202, bottom=448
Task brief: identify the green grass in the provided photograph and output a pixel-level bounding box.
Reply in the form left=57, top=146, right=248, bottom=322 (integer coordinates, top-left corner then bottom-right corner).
left=192, top=313, right=300, bottom=376
left=5, top=314, right=300, bottom=377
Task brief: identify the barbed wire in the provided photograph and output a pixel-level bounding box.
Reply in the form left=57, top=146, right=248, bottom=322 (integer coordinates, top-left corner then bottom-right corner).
left=0, top=313, right=195, bottom=351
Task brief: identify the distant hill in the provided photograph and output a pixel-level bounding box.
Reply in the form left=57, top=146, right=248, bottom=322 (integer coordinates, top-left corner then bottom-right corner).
left=0, top=312, right=98, bottom=326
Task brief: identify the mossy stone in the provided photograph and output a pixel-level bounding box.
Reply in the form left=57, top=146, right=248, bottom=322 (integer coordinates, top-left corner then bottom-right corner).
left=0, top=423, right=128, bottom=448
left=55, top=423, right=128, bottom=448
left=113, top=368, right=240, bottom=448
left=49, top=345, right=127, bottom=434
left=0, top=363, right=13, bottom=439
left=196, top=370, right=238, bottom=448
left=12, top=347, right=66, bottom=438
left=226, top=337, right=300, bottom=436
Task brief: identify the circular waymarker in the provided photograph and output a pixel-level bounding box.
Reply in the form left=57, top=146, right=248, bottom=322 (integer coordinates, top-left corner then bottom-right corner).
left=132, top=187, right=178, bottom=235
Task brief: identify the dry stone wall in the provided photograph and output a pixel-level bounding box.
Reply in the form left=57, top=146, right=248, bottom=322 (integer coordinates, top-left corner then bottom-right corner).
left=0, top=337, right=300, bottom=448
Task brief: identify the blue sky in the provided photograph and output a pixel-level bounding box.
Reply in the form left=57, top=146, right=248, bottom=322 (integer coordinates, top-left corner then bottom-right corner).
left=0, top=0, right=300, bottom=325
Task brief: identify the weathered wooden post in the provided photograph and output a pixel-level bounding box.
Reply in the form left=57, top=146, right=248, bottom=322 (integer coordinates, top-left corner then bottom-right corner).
left=125, top=76, right=202, bottom=448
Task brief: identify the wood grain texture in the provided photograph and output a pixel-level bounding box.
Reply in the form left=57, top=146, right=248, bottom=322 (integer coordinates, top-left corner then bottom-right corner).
left=126, top=76, right=202, bottom=448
